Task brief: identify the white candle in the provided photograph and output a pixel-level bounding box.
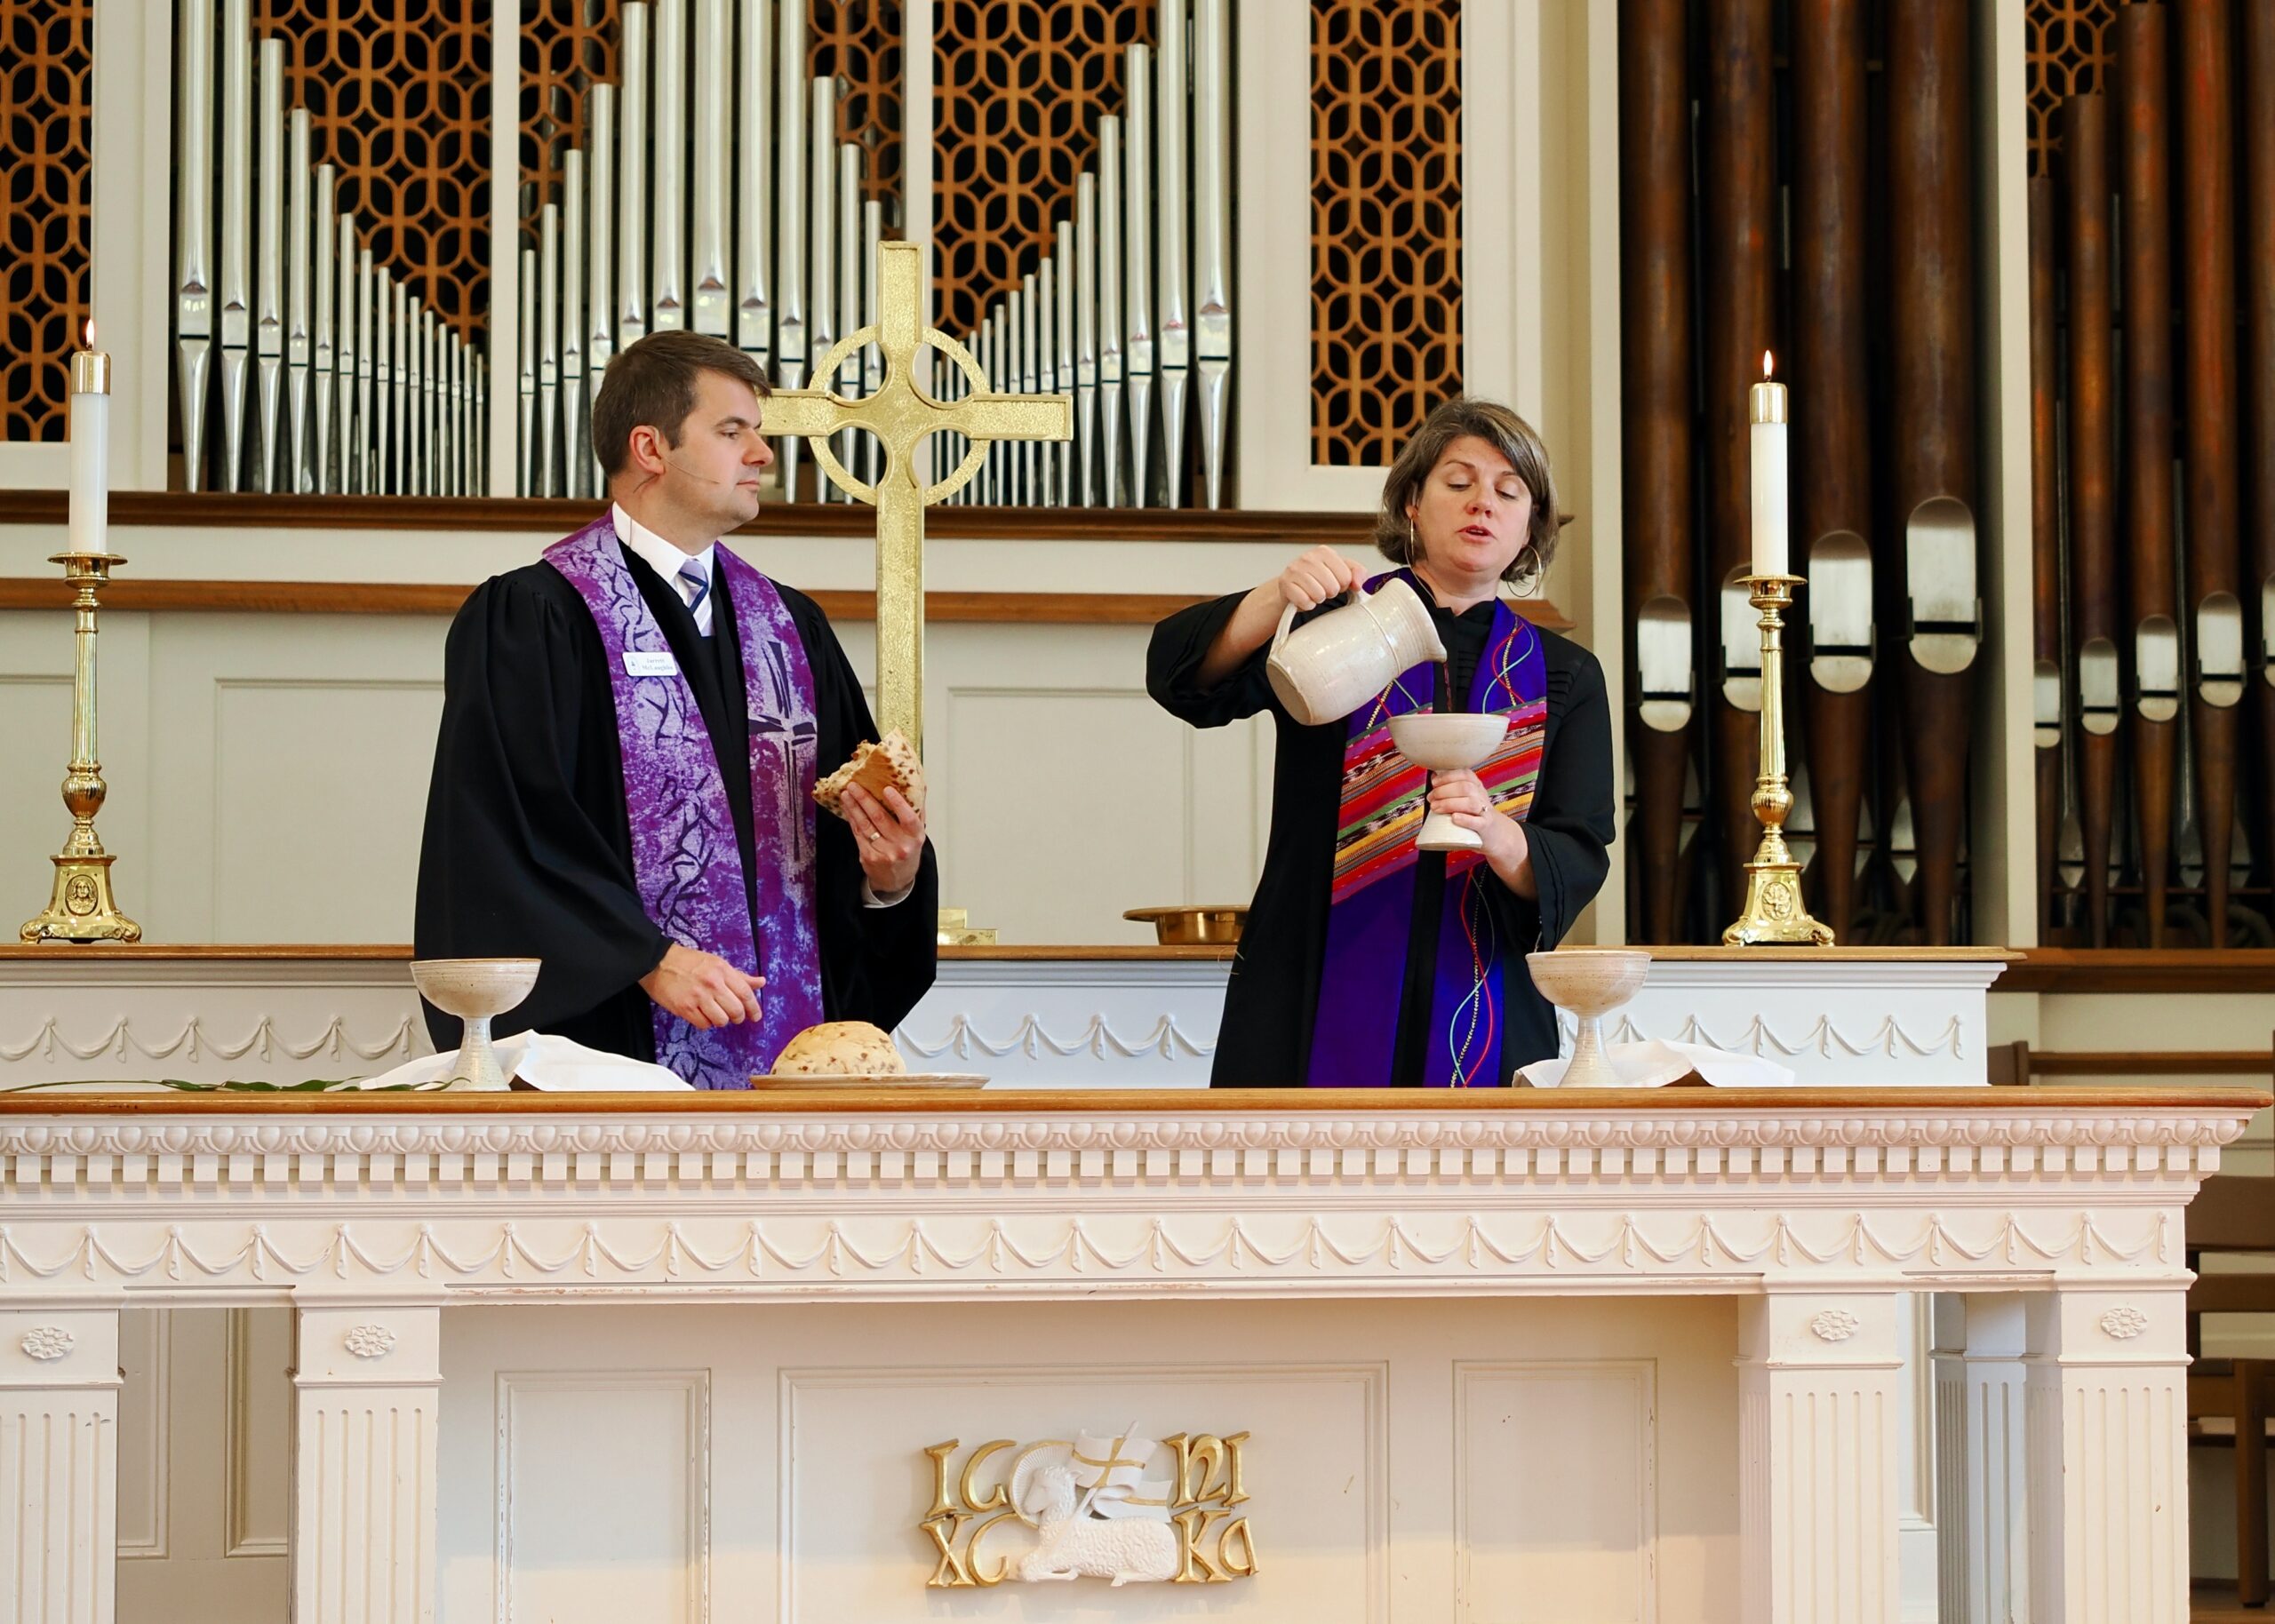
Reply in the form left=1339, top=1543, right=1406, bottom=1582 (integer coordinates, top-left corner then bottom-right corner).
left=68, top=325, right=110, bottom=558
left=1749, top=351, right=1788, bottom=578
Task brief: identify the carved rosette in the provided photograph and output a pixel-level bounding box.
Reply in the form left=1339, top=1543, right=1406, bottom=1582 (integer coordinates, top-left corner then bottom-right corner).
left=1808, top=1310, right=1860, bottom=1343
left=343, top=1323, right=397, bottom=1360
left=2096, top=1306, right=2148, bottom=1341
left=19, top=1325, right=76, bottom=1362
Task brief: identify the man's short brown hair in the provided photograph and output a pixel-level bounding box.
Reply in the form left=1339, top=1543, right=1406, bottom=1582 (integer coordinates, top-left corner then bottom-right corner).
left=591, top=330, right=772, bottom=481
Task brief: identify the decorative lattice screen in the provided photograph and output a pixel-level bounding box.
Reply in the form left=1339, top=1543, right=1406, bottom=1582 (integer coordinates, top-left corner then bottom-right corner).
left=1, top=0, right=93, bottom=443
left=1310, top=0, right=1463, bottom=467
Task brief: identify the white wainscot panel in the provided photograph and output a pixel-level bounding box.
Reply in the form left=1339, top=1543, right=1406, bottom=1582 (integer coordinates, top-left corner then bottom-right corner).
left=1562, top=957, right=2007, bottom=1087
left=783, top=1362, right=1384, bottom=1623
left=116, top=1310, right=171, bottom=1561
left=498, top=1372, right=710, bottom=1624
left=211, top=678, right=443, bottom=942
left=1456, top=1362, right=1656, bottom=1623
left=225, top=1309, right=292, bottom=1557
left=915, top=622, right=1270, bottom=946
left=897, top=957, right=1228, bottom=1088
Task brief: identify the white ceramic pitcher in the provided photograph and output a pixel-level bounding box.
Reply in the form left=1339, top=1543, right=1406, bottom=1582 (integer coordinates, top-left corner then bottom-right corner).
left=1265, top=576, right=1448, bottom=727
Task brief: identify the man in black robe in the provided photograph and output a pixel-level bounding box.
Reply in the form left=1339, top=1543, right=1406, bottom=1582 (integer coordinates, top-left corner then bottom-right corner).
left=415, top=331, right=937, bottom=1079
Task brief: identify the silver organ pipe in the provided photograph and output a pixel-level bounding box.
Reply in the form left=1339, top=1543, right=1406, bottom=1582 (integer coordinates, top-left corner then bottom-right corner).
left=1056, top=219, right=1074, bottom=500
left=775, top=0, right=807, bottom=498
left=1122, top=43, right=1154, bottom=508
left=517, top=251, right=535, bottom=496
left=539, top=202, right=561, bottom=497
left=1075, top=172, right=1098, bottom=507
left=808, top=76, right=837, bottom=498
left=1020, top=271, right=1040, bottom=501
left=1037, top=255, right=1058, bottom=505
left=651, top=0, right=687, bottom=332
left=176, top=0, right=215, bottom=490
left=255, top=36, right=284, bottom=491
left=691, top=0, right=730, bottom=338
left=1156, top=0, right=1190, bottom=509
left=331, top=209, right=355, bottom=495
left=587, top=82, right=617, bottom=496
left=286, top=112, right=313, bottom=491
left=1193, top=0, right=1232, bottom=508
left=1098, top=113, right=1125, bottom=508
left=311, top=160, right=335, bottom=494
left=218, top=1, right=250, bottom=490
left=618, top=3, right=652, bottom=353
left=372, top=269, right=391, bottom=491
left=736, top=0, right=772, bottom=370
left=407, top=292, right=425, bottom=494
left=835, top=140, right=862, bottom=482
left=355, top=246, right=374, bottom=493
left=862, top=196, right=883, bottom=483
left=1007, top=284, right=1024, bottom=500
left=562, top=149, right=588, bottom=501
left=421, top=306, right=438, bottom=495
left=1021, top=269, right=1041, bottom=503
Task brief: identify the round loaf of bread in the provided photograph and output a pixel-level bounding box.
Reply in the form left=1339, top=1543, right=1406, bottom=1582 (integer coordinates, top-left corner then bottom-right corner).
left=770, top=1020, right=908, bottom=1078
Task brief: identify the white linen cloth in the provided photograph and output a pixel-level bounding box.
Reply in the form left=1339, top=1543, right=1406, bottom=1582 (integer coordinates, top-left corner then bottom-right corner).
left=352, top=1031, right=692, bottom=1091
left=1520, top=1039, right=1797, bottom=1089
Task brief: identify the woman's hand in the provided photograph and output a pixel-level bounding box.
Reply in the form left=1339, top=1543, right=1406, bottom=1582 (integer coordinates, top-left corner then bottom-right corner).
left=1195, top=547, right=1369, bottom=688
left=1274, top=545, right=1366, bottom=612
left=1428, top=768, right=1537, bottom=898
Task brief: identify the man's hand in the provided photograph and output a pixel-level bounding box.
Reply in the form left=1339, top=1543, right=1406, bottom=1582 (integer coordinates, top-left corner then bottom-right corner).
left=1427, top=768, right=1537, bottom=898
left=639, top=943, right=765, bottom=1030
left=842, top=782, right=925, bottom=897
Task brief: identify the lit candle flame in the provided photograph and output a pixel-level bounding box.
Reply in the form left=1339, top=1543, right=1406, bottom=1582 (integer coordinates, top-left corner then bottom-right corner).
left=1762, top=350, right=1775, bottom=380
left=83, top=318, right=96, bottom=350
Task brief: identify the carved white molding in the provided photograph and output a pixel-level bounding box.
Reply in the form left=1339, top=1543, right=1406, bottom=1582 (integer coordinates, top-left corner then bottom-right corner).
left=342, top=1324, right=396, bottom=1360
left=2096, top=1306, right=2148, bottom=1341
left=1579, top=1011, right=1966, bottom=1061
left=898, top=1014, right=1216, bottom=1062
left=20, top=1324, right=76, bottom=1361
left=0, top=1207, right=2189, bottom=1302
left=0, top=1106, right=2249, bottom=1166
left=1809, top=1310, right=1861, bottom=1343
left=0, top=1015, right=419, bottom=1067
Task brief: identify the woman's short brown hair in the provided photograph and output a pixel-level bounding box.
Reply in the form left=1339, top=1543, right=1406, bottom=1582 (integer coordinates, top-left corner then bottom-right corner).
left=1373, top=398, right=1565, bottom=590
left=591, top=330, right=772, bottom=481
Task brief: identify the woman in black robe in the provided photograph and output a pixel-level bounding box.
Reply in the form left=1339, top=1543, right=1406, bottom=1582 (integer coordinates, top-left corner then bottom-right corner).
left=1147, top=400, right=1615, bottom=1087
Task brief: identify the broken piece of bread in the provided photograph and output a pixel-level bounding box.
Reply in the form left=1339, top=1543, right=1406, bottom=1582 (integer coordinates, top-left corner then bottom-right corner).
left=770, top=1020, right=907, bottom=1078
left=813, top=727, right=926, bottom=818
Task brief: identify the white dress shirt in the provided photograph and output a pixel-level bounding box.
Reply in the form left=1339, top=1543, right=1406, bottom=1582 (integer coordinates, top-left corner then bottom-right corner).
left=607, top=505, right=910, bottom=909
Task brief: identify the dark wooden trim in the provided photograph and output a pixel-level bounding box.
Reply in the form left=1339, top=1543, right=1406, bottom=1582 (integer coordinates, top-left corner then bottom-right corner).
left=2020, top=1050, right=2273, bottom=1078
left=0, top=489, right=1379, bottom=545
left=0, top=577, right=1574, bottom=630
left=1999, top=948, right=2275, bottom=993
left=0, top=579, right=1215, bottom=625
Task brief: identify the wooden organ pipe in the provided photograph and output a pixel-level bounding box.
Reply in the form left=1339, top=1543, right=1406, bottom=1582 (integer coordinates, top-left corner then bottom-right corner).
left=2117, top=4, right=2179, bottom=945
left=2177, top=0, right=2245, bottom=945
left=1885, top=0, right=1981, bottom=945
left=2064, top=94, right=2121, bottom=946
left=1617, top=0, right=1696, bottom=943
left=1790, top=0, right=1872, bottom=943
left=2029, top=176, right=2064, bottom=936
left=2243, top=0, right=2275, bottom=905
left=1699, top=0, right=1776, bottom=919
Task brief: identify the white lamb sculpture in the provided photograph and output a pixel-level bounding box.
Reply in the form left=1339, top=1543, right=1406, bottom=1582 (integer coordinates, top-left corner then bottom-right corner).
left=1010, top=1463, right=1181, bottom=1586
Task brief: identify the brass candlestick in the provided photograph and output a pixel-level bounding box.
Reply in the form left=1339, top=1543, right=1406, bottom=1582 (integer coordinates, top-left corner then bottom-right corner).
left=1723, top=574, right=1833, bottom=947
left=22, top=548, right=140, bottom=943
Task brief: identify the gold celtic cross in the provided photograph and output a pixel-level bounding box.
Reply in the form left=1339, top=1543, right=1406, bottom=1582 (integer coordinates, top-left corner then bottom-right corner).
left=762, top=240, right=1071, bottom=753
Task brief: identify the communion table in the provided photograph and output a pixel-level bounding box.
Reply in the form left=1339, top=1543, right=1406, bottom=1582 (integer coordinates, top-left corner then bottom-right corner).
left=0, top=1082, right=2263, bottom=1624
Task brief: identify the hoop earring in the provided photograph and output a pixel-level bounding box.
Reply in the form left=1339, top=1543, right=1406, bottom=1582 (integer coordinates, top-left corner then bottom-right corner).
left=1408, top=517, right=1418, bottom=559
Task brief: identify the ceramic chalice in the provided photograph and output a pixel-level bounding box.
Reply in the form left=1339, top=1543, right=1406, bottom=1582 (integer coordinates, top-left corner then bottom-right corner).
left=409, top=958, right=540, bottom=1091
left=1522, top=948, right=1650, bottom=1088
left=1386, top=712, right=1513, bottom=852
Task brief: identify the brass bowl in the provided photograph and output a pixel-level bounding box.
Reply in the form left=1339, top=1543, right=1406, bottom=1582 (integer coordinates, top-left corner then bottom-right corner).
left=1123, top=905, right=1249, bottom=946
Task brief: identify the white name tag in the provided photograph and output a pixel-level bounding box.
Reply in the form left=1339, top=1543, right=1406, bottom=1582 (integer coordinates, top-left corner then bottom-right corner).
left=622, top=650, right=679, bottom=678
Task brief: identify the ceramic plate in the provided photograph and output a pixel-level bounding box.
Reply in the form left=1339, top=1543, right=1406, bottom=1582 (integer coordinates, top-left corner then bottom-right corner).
left=748, top=1072, right=988, bottom=1091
